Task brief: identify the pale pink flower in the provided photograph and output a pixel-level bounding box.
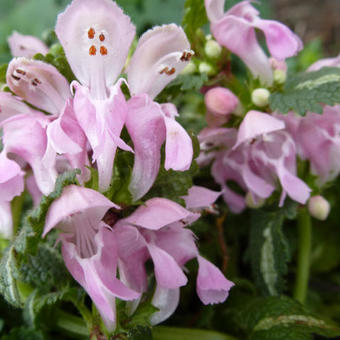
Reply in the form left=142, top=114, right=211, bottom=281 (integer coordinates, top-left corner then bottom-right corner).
left=205, top=0, right=302, bottom=84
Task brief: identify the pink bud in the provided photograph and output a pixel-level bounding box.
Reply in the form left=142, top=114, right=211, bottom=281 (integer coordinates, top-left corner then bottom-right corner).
left=204, top=87, right=239, bottom=116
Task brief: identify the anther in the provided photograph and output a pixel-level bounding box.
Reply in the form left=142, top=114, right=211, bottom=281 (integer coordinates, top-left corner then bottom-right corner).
left=159, top=67, right=176, bottom=76
left=180, top=51, right=192, bottom=62
left=33, top=78, right=41, bottom=84
left=88, top=28, right=95, bottom=39
left=11, top=74, right=20, bottom=81
left=100, top=46, right=108, bottom=55
left=99, top=33, right=105, bottom=42
left=89, top=45, right=97, bottom=56
left=16, top=69, right=26, bottom=75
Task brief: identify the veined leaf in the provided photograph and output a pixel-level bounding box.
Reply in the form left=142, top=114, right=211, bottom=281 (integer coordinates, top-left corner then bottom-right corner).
left=270, top=67, right=340, bottom=116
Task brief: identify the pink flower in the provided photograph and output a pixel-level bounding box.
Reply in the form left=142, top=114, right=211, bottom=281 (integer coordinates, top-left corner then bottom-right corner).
left=308, top=53, right=340, bottom=71
left=199, top=111, right=311, bottom=212
left=56, top=0, right=193, bottom=193
left=43, top=185, right=139, bottom=331
left=0, top=152, right=25, bottom=238
left=8, top=31, right=48, bottom=58
left=114, top=197, right=233, bottom=324
left=205, top=0, right=302, bottom=84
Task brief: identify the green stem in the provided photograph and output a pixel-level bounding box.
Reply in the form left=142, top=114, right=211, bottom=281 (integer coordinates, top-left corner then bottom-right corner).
left=55, top=309, right=89, bottom=339
left=11, top=192, right=25, bottom=235
left=293, top=207, right=312, bottom=304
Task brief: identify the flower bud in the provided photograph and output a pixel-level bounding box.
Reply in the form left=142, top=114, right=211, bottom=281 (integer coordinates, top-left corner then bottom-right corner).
left=251, top=88, right=270, bottom=107
left=181, top=61, right=196, bottom=75
left=199, top=61, right=215, bottom=75
left=204, top=40, right=222, bottom=59
left=205, top=87, right=239, bottom=116
left=273, top=69, right=286, bottom=84
left=308, top=195, right=330, bottom=221
left=245, top=192, right=265, bottom=209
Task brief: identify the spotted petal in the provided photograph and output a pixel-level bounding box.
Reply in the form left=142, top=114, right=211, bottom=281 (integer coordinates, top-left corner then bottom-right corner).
left=56, top=0, right=135, bottom=99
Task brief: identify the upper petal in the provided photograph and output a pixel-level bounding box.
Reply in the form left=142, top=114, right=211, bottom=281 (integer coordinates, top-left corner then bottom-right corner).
left=7, top=58, right=70, bottom=115
left=56, top=0, right=135, bottom=99
left=253, top=19, right=303, bottom=60
left=8, top=31, right=48, bottom=58
left=43, top=185, right=118, bottom=236
left=205, top=0, right=225, bottom=23
left=121, top=197, right=195, bottom=230
left=127, top=24, right=192, bottom=99
left=233, top=111, right=285, bottom=149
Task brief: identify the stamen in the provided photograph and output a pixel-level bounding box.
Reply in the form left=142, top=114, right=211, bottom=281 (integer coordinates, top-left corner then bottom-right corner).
left=100, top=46, right=108, bottom=56
left=89, top=45, right=97, bottom=56
left=88, top=27, right=95, bottom=39
left=11, top=74, right=20, bottom=81
left=16, top=69, right=26, bottom=75
left=99, top=33, right=105, bottom=42
left=180, top=51, right=192, bottom=62
left=159, top=67, right=176, bottom=76
left=33, top=78, right=41, bottom=84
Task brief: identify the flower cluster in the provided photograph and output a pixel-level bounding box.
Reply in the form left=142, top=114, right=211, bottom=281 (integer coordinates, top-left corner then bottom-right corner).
left=197, top=0, right=340, bottom=216
left=0, top=0, right=233, bottom=332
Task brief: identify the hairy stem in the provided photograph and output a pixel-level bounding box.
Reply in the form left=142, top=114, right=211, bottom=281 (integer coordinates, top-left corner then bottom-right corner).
left=293, top=207, right=312, bottom=304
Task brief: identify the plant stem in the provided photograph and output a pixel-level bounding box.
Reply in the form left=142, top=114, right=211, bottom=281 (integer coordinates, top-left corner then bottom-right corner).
left=293, top=207, right=312, bottom=304
left=55, top=309, right=89, bottom=339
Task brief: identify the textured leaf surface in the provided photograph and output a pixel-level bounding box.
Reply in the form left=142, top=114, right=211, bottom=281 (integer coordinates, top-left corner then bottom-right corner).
left=249, top=209, right=289, bottom=296
left=270, top=67, right=340, bottom=115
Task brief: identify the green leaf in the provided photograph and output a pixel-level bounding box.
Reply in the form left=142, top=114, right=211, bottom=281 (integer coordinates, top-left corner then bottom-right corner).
left=156, top=74, right=208, bottom=103
left=1, top=327, right=44, bottom=340
left=0, top=245, right=22, bottom=308
left=144, top=161, right=198, bottom=205
left=182, top=0, right=208, bottom=45
left=227, top=295, right=340, bottom=340
left=249, top=209, right=289, bottom=296
left=34, top=48, right=75, bottom=83
left=128, top=326, right=153, bottom=340
left=0, top=64, right=7, bottom=85
left=152, top=326, right=236, bottom=340
left=0, top=170, right=79, bottom=308
left=270, top=67, right=340, bottom=116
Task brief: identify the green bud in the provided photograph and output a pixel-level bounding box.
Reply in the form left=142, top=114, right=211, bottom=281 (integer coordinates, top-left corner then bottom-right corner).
left=251, top=88, right=270, bottom=107
left=181, top=61, right=197, bottom=75
left=204, top=40, right=222, bottom=59
left=199, top=62, right=215, bottom=75
left=273, top=69, right=287, bottom=84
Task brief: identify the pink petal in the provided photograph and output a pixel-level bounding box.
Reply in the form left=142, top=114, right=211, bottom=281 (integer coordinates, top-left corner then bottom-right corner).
left=150, top=287, right=180, bottom=325
left=254, top=19, right=303, bottom=60
left=43, top=185, right=118, bottom=236
left=56, top=0, right=135, bottom=99
left=8, top=31, right=48, bottom=58
left=0, top=92, right=36, bottom=122
left=0, top=201, right=13, bottom=239
left=205, top=0, right=225, bottom=22
left=278, top=169, right=311, bottom=204
left=154, top=226, right=198, bottom=267
left=182, top=186, right=221, bottom=210
left=126, top=95, right=166, bottom=200
left=2, top=114, right=57, bottom=195
left=211, top=16, right=272, bottom=84
left=233, top=111, right=285, bottom=149
left=7, top=58, right=70, bottom=115
left=26, top=175, right=42, bottom=207
left=163, top=115, right=193, bottom=171
left=147, top=243, right=187, bottom=289
left=308, top=54, right=340, bottom=71
left=0, top=152, right=25, bottom=202
left=121, top=197, right=195, bottom=230
left=127, top=24, right=192, bottom=99
left=196, top=255, right=234, bottom=304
